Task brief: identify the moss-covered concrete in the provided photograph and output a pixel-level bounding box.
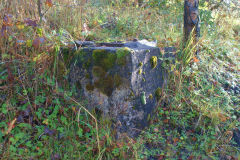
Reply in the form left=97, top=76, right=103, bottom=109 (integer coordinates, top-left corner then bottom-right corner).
left=67, top=41, right=175, bottom=138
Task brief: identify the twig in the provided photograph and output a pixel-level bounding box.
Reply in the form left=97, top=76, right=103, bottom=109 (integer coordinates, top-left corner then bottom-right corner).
left=37, top=0, right=43, bottom=24
left=194, top=112, right=202, bottom=130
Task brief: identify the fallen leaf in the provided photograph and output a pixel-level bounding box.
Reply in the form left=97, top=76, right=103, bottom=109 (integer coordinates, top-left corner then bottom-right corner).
left=154, top=128, right=159, bottom=132
left=173, top=138, right=179, bottom=143
left=163, top=119, right=169, bottom=123
left=218, top=113, right=230, bottom=122
left=224, top=130, right=233, bottom=143
left=26, top=40, right=32, bottom=47
left=1, top=14, right=13, bottom=37
left=43, top=119, right=49, bottom=125
left=33, top=37, right=45, bottom=49
left=3, top=14, right=13, bottom=26
left=45, top=0, right=53, bottom=7
left=158, top=155, right=165, bottom=160
left=16, top=21, right=25, bottom=30
left=44, top=127, right=55, bottom=136
left=192, top=137, right=197, bottom=142
left=167, top=37, right=173, bottom=42
left=187, top=155, right=194, bottom=160
left=24, top=18, right=37, bottom=27
left=116, top=142, right=123, bottom=148
left=5, top=118, right=17, bottom=135
left=72, top=106, right=76, bottom=112
left=193, top=57, right=199, bottom=63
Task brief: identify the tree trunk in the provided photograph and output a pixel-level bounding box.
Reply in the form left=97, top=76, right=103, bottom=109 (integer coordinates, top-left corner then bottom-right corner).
left=37, top=0, right=43, bottom=24
left=184, top=0, right=200, bottom=45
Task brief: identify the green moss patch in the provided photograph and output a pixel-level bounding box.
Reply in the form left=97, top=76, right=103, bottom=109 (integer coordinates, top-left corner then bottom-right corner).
left=83, top=58, right=92, bottom=69
left=92, top=66, right=106, bottom=78
left=94, top=75, right=114, bottom=96
left=138, top=68, right=143, bottom=75
left=74, top=49, right=88, bottom=62
left=70, top=49, right=92, bottom=69
left=92, top=73, right=123, bottom=96
left=72, top=49, right=128, bottom=96
left=149, top=94, right=153, bottom=99
left=113, top=74, right=122, bottom=88
left=92, top=49, right=117, bottom=71
left=155, top=87, right=161, bottom=101
left=150, top=56, right=158, bottom=69
left=91, top=66, right=123, bottom=96
left=89, top=49, right=129, bottom=96
left=116, top=47, right=131, bottom=66
left=57, top=61, right=68, bottom=78
left=85, top=73, right=90, bottom=79
left=86, top=83, right=94, bottom=91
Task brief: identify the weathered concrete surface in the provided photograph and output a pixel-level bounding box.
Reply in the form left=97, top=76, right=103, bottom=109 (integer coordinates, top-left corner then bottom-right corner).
left=67, top=40, right=175, bottom=137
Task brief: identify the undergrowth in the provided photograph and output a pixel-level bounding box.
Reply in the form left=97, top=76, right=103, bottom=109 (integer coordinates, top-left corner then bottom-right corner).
left=0, top=0, right=239, bottom=159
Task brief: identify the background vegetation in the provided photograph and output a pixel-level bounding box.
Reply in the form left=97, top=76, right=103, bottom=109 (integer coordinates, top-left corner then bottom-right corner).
left=0, top=0, right=239, bottom=159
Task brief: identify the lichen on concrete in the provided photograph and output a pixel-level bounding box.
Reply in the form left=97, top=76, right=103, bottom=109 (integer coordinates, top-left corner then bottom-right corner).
left=138, top=68, right=143, bottom=75
left=150, top=56, right=158, bottom=69
left=149, top=94, right=153, bottom=99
